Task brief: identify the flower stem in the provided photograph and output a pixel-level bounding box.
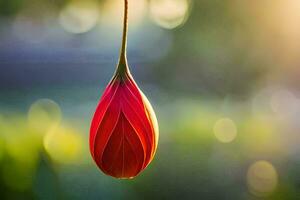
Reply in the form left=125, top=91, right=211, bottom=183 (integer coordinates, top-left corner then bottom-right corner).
left=116, top=0, right=129, bottom=76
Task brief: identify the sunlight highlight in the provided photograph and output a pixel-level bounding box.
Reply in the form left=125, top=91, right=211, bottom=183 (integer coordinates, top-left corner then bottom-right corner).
left=59, top=0, right=100, bottom=34
left=247, top=161, right=278, bottom=197
left=43, top=126, right=83, bottom=164
left=28, top=99, right=61, bottom=134
left=149, top=0, right=191, bottom=29
left=213, top=118, right=237, bottom=143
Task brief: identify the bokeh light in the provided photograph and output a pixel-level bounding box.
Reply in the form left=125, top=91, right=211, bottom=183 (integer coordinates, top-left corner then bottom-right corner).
left=43, top=125, right=84, bottom=164
left=100, top=0, right=147, bottom=28
left=59, top=0, right=100, bottom=34
left=12, top=1, right=55, bottom=43
left=1, top=0, right=300, bottom=199
left=270, top=89, right=297, bottom=115
left=5, top=131, right=39, bottom=166
left=28, top=99, right=61, bottom=134
left=213, top=118, right=237, bottom=143
left=247, top=160, right=278, bottom=197
left=241, top=0, right=300, bottom=68
left=149, top=0, right=191, bottom=29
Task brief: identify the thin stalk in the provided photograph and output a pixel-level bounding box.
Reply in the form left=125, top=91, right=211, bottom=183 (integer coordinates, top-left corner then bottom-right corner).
left=116, top=0, right=129, bottom=76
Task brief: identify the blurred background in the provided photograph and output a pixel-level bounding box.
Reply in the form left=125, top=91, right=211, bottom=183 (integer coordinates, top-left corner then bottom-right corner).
left=0, top=0, right=300, bottom=199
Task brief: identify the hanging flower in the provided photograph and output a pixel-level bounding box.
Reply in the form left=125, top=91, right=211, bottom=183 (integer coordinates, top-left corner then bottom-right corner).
left=89, top=0, right=159, bottom=179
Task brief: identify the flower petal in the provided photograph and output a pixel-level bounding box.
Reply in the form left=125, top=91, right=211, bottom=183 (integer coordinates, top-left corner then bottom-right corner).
left=101, top=112, right=144, bottom=178
left=90, top=81, right=120, bottom=155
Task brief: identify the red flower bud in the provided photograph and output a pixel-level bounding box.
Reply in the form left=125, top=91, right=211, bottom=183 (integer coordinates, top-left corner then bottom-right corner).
left=89, top=0, right=158, bottom=179
left=90, top=71, right=159, bottom=179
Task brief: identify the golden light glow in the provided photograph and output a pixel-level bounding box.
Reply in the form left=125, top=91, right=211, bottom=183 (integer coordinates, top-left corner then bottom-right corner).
left=43, top=126, right=83, bottom=164
left=28, top=99, right=61, bottom=134
left=237, top=0, right=300, bottom=68
left=213, top=118, right=237, bottom=143
left=149, top=0, right=191, bottom=29
left=59, top=0, right=100, bottom=34
left=247, top=161, right=278, bottom=197
left=100, top=0, right=147, bottom=28
left=141, top=92, right=159, bottom=150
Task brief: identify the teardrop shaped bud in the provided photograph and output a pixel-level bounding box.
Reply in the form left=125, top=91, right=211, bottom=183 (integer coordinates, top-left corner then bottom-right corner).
left=90, top=72, right=159, bottom=179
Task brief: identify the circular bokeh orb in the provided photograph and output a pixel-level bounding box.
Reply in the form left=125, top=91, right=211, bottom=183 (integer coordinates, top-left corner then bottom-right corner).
left=213, top=118, right=237, bottom=143
left=28, top=99, right=61, bottom=134
left=43, top=126, right=83, bottom=164
left=270, top=89, right=297, bottom=115
left=247, top=161, right=278, bottom=197
left=149, top=0, right=191, bottom=29
left=59, top=0, right=100, bottom=34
